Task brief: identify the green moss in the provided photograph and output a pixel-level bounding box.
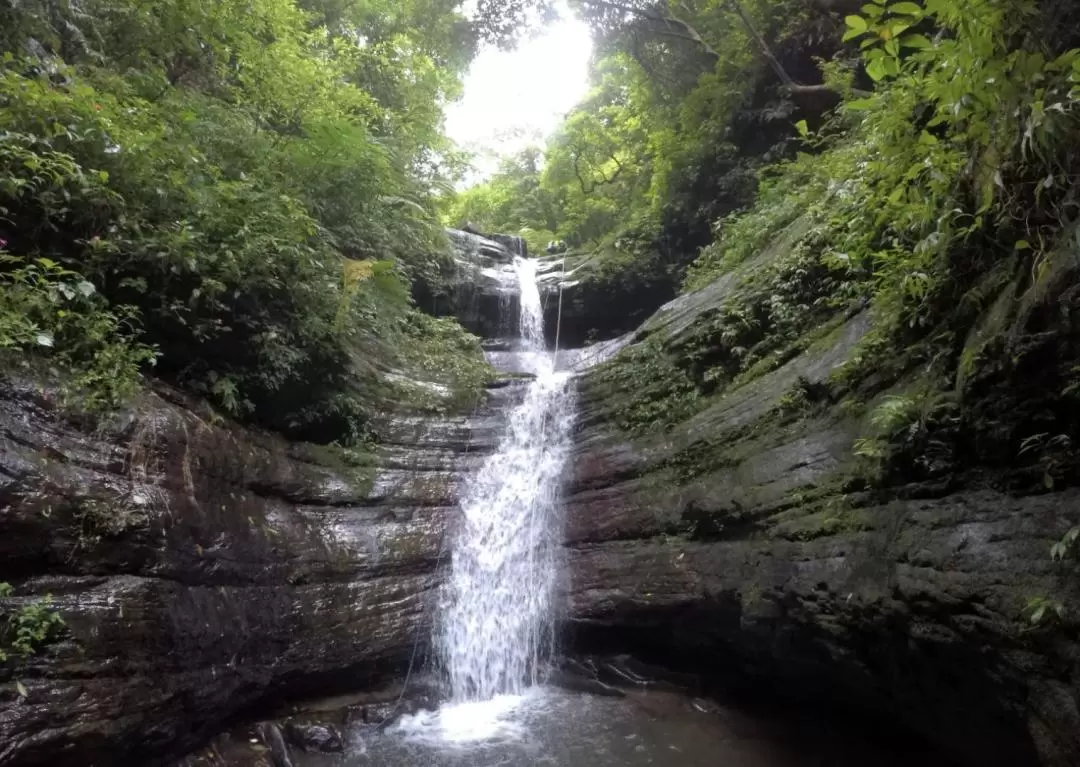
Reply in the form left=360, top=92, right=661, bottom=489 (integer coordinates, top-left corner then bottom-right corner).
left=768, top=487, right=869, bottom=541
left=383, top=312, right=494, bottom=415
left=290, top=442, right=379, bottom=497
left=587, top=335, right=701, bottom=434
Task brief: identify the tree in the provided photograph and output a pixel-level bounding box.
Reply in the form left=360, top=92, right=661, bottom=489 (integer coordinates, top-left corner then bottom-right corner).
left=571, top=0, right=851, bottom=100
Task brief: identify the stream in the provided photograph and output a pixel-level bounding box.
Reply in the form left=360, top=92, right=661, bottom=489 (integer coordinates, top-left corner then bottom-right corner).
left=287, top=685, right=950, bottom=767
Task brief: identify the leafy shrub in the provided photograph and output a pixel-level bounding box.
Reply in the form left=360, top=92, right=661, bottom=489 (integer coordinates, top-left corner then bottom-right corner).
left=0, top=254, right=157, bottom=411
left=0, top=583, right=64, bottom=664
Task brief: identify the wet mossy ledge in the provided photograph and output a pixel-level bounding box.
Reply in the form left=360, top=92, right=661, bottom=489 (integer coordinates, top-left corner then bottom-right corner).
left=564, top=217, right=1080, bottom=767
left=0, top=362, right=506, bottom=766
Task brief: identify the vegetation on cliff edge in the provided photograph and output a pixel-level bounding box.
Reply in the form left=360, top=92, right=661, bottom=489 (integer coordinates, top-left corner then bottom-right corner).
left=0, top=0, right=511, bottom=442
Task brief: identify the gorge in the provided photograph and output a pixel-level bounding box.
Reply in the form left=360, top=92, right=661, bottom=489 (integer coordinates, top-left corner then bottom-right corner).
left=1, top=229, right=1077, bottom=767
left=3, top=0, right=1080, bottom=765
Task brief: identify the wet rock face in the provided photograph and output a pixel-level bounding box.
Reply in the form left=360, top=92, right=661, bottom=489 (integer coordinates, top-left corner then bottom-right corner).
left=416, top=229, right=570, bottom=343
left=0, top=376, right=503, bottom=766
left=282, top=722, right=343, bottom=753
left=561, top=263, right=1080, bottom=766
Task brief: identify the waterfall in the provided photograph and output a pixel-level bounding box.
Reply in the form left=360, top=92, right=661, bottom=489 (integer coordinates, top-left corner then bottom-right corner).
left=439, top=256, right=574, bottom=702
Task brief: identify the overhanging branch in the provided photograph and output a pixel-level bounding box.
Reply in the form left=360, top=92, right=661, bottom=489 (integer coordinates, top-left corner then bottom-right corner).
left=581, top=0, right=867, bottom=100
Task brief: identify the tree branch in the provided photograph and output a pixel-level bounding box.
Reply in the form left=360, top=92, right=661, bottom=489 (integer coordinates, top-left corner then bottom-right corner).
left=582, top=0, right=867, bottom=100
left=583, top=0, right=720, bottom=60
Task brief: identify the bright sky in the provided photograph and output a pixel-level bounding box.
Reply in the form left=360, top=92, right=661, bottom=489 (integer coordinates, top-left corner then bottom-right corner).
left=445, top=12, right=593, bottom=183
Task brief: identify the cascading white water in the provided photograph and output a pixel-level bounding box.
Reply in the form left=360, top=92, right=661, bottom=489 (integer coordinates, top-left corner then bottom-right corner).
left=439, top=255, right=574, bottom=703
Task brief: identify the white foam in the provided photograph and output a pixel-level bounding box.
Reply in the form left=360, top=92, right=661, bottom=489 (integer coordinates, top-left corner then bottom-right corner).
left=390, top=694, right=533, bottom=745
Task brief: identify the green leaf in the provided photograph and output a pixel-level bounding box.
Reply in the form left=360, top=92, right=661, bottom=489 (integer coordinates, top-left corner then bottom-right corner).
left=861, top=3, right=885, bottom=16
left=844, top=14, right=869, bottom=33
left=900, top=33, right=933, bottom=49
left=1014, top=240, right=1032, bottom=251
left=76, top=280, right=96, bottom=297
left=889, top=1, right=923, bottom=15
left=1031, top=604, right=1047, bottom=624
left=15, top=680, right=28, bottom=698
left=795, top=119, right=809, bottom=137
left=846, top=98, right=877, bottom=110
left=887, top=20, right=912, bottom=37
left=918, top=130, right=938, bottom=145
left=866, top=58, right=888, bottom=81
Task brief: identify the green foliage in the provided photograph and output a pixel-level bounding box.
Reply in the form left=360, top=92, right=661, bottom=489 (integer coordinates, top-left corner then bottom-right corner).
left=1019, top=433, right=1075, bottom=490
left=1050, top=526, right=1080, bottom=562
left=0, top=584, right=65, bottom=664
left=673, top=0, right=1080, bottom=490
left=0, top=0, right=512, bottom=439
left=448, top=0, right=809, bottom=322
left=387, top=312, right=494, bottom=412
left=444, top=148, right=560, bottom=254
left=843, top=0, right=931, bottom=82
left=683, top=161, right=823, bottom=291
left=851, top=391, right=958, bottom=481
left=592, top=223, right=857, bottom=436
left=0, top=252, right=157, bottom=411
left=1023, top=525, right=1077, bottom=628
left=1025, top=595, right=1066, bottom=626
left=678, top=0, right=1080, bottom=356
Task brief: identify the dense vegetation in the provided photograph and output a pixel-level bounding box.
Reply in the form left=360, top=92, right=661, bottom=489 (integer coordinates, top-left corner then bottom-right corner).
left=455, top=0, right=1080, bottom=493
left=4, top=0, right=1080, bottom=478
left=0, top=0, right=516, bottom=443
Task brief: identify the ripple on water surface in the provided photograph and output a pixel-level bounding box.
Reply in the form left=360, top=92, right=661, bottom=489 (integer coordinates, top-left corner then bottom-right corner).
left=294, top=687, right=953, bottom=767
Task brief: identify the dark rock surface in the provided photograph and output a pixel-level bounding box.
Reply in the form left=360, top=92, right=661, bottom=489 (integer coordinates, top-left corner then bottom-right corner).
left=0, top=374, right=497, bottom=766
left=281, top=722, right=343, bottom=753
left=560, top=243, right=1080, bottom=767
left=416, top=229, right=572, bottom=343
left=254, top=724, right=294, bottom=767
left=412, top=228, right=521, bottom=338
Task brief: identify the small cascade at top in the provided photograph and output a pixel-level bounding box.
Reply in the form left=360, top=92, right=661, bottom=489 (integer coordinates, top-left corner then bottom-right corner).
left=438, top=255, right=575, bottom=703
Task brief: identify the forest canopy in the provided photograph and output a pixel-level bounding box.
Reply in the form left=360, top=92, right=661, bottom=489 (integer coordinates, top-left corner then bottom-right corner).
left=3, top=0, right=1080, bottom=447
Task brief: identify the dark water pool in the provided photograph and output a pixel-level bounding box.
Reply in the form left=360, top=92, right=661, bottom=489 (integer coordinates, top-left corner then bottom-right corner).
left=287, top=686, right=950, bottom=767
